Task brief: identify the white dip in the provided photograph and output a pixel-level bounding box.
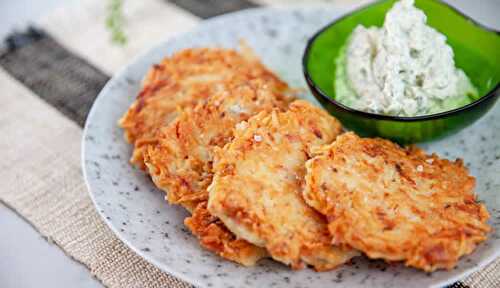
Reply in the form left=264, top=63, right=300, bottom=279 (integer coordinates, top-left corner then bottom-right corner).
left=342, top=0, right=476, bottom=116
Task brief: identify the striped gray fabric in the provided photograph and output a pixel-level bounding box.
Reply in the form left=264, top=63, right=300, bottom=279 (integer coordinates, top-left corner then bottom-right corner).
left=0, top=0, right=497, bottom=287
left=167, top=0, right=258, bottom=18
left=0, top=28, right=109, bottom=126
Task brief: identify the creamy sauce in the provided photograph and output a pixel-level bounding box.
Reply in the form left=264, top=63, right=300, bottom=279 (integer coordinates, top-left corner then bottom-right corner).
left=335, top=0, right=477, bottom=116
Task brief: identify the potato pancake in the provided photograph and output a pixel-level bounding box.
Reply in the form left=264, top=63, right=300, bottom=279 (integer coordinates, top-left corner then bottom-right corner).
left=208, top=100, right=359, bottom=270
left=143, top=57, right=292, bottom=266
left=119, top=47, right=281, bottom=169
left=144, top=76, right=291, bottom=209
left=304, top=132, right=491, bottom=271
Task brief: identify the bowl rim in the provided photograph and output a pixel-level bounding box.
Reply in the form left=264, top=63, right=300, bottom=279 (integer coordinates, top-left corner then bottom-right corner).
left=302, top=0, right=500, bottom=122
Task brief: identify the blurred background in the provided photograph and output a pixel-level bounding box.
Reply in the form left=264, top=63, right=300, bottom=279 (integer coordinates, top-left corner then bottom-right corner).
left=0, top=0, right=500, bottom=54
left=1, top=0, right=498, bottom=74
left=1, top=0, right=499, bottom=47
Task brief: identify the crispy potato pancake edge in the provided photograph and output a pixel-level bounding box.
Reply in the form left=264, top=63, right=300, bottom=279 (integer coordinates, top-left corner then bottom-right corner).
left=304, top=132, right=491, bottom=272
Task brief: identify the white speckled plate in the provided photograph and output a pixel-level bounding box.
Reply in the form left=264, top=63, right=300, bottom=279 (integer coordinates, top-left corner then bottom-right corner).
left=83, top=7, right=500, bottom=288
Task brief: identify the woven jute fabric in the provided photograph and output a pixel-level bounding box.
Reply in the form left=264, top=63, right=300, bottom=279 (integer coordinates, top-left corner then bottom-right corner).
left=0, top=30, right=110, bottom=127
left=0, top=69, right=191, bottom=288
left=463, top=259, right=500, bottom=287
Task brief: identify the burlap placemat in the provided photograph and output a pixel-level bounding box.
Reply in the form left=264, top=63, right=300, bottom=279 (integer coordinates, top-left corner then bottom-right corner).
left=0, top=69, right=190, bottom=288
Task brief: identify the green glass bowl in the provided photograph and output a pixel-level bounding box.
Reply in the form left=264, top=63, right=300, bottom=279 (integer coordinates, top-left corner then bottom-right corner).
left=303, top=0, right=500, bottom=144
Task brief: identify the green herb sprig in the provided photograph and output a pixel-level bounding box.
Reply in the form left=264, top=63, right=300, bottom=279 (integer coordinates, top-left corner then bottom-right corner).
left=106, top=0, right=127, bottom=45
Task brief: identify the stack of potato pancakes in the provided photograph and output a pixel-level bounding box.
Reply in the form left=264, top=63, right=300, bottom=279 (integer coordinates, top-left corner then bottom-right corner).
left=119, top=47, right=490, bottom=272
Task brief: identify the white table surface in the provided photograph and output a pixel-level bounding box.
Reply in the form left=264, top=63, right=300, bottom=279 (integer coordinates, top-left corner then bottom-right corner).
left=1, top=1, right=498, bottom=288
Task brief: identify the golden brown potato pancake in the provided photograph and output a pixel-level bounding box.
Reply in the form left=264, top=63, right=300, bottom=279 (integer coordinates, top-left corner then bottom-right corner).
left=144, top=76, right=291, bottom=208
left=143, top=58, right=292, bottom=266
left=208, top=100, right=359, bottom=271
left=304, top=132, right=491, bottom=272
left=119, top=47, right=280, bottom=169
